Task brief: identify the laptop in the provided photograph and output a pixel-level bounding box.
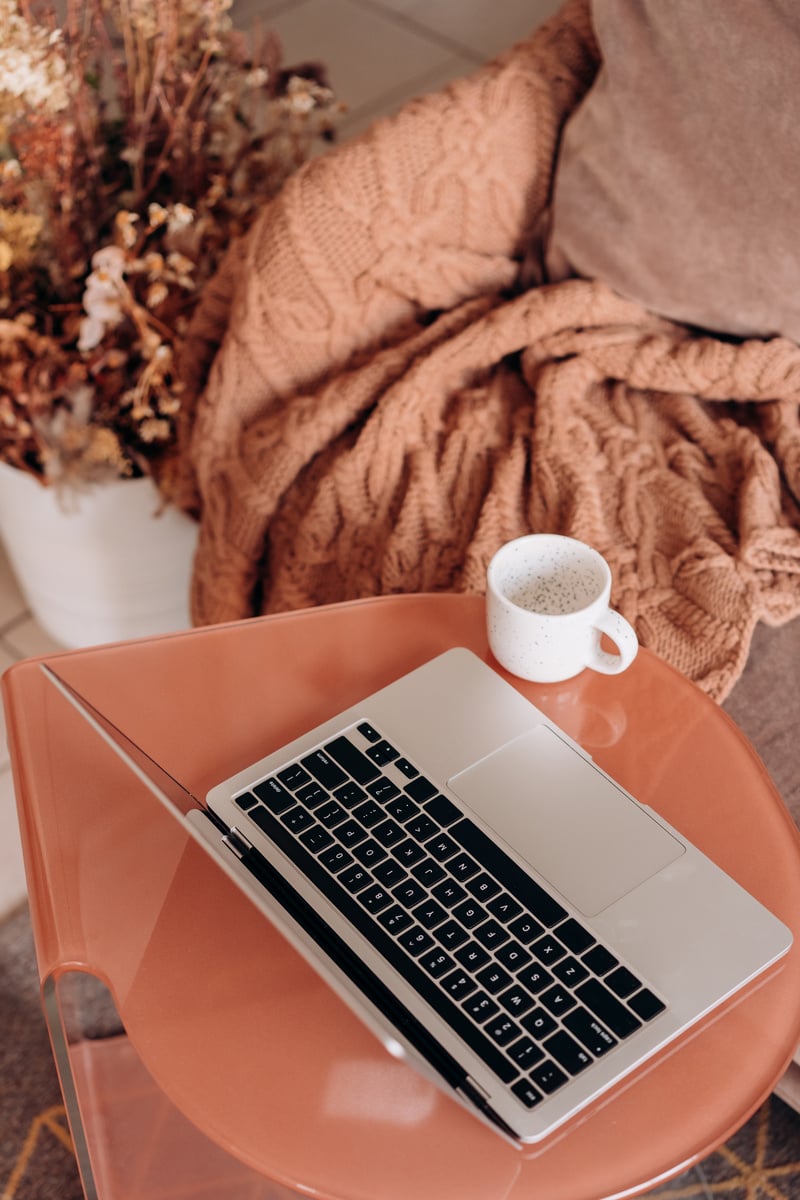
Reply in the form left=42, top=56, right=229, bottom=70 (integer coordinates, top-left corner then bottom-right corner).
left=42, top=647, right=792, bottom=1146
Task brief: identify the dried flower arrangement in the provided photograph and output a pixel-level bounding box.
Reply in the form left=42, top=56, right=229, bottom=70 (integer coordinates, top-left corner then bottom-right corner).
left=0, top=0, right=341, bottom=492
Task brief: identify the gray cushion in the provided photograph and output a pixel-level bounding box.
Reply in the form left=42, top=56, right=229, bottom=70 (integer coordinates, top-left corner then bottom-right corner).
left=546, top=0, right=800, bottom=341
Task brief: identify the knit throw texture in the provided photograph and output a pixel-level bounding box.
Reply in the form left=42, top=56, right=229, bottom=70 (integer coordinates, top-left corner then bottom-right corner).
left=179, top=0, right=800, bottom=703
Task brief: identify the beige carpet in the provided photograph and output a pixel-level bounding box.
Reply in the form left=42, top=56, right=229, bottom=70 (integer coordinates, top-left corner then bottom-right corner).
left=3, top=897, right=800, bottom=1200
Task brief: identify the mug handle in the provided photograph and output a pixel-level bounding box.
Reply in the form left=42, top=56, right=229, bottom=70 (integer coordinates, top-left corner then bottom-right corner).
left=590, top=609, right=639, bottom=675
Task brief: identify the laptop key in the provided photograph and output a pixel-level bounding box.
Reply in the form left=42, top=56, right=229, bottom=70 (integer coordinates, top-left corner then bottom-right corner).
left=277, top=764, right=312, bottom=791
left=354, top=839, right=388, bottom=868
left=432, top=878, right=467, bottom=907
left=419, top=948, right=455, bottom=979
left=498, top=985, right=535, bottom=1018
left=393, top=879, right=427, bottom=907
left=468, top=873, right=501, bottom=903
left=316, top=800, right=348, bottom=829
left=339, top=865, right=372, bottom=893
left=367, top=777, right=401, bottom=803
left=540, top=984, right=577, bottom=1018
left=379, top=905, right=413, bottom=935
left=532, top=934, right=567, bottom=965
left=512, top=1079, right=544, bottom=1109
left=301, top=749, right=347, bottom=790
left=517, top=963, right=554, bottom=994
left=372, top=819, right=405, bottom=848
left=333, top=781, right=367, bottom=809
left=253, top=777, right=294, bottom=815
left=453, top=899, right=487, bottom=929
left=406, top=815, right=439, bottom=841
left=412, top=899, right=448, bottom=930
left=553, top=956, right=589, bottom=987
left=474, top=919, right=509, bottom=950
left=508, top=915, right=545, bottom=945
left=353, top=799, right=384, bottom=828
left=488, top=894, right=523, bottom=923
left=628, top=989, right=666, bottom=1022
left=250, top=805, right=289, bottom=837
left=455, top=941, right=490, bottom=972
left=281, top=806, right=315, bottom=834
left=411, top=858, right=446, bottom=887
left=336, top=819, right=368, bottom=848
left=296, top=781, right=329, bottom=809
left=495, top=941, right=532, bottom=972
left=544, top=1031, right=593, bottom=1076
left=449, top=853, right=480, bottom=882
left=606, top=966, right=641, bottom=999
left=318, top=845, right=354, bottom=873
left=582, top=945, right=617, bottom=975
left=576, top=980, right=643, bottom=1038
left=398, top=926, right=435, bottom=956
left=359, top=885, right=392, bottom=915
left=324, top=735, right=381, bottom=784
left=427, top=833, right=460, bottom=862
left=522, top=1007, right=557, bottom=1039
left=530, top=1060, right=569, bottom=1095
left=404, top=776, right=437, bottom=802
left=394, top=757, right=418, bottom=779
left=442, top=970, right=476, bottom=1000
left=424, top=794, right=461, bottom=826
left=386, top=796, right=420, bottom=822
left=463, top=991, right=500, bottom=1023
left=373, top=858, right=407, bottom=887
left=563, top=1007, right=617, bottom=1056
left=436, top=920, right=469, bottom=951
left=477, top=964, right=512, bottom=995
left=507, top=1036, right=545, bottom=1072
left=394, top=839, right=427, bottom=868
left=235, top=791, right=259, bottom=811
left=367, top=739, right=399, bottom=766
left=555, top=917, right=595, bottom=955
left=486, top=1015, right=522, bottom=1048
left=299, top=824, right=335, bottom=854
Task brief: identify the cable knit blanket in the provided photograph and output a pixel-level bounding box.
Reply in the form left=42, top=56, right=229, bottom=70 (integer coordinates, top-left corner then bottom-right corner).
left=178, top=0, right=800, bottom=703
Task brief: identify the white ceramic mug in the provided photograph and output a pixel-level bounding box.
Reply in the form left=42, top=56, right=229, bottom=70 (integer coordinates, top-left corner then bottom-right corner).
left=486, top=534, right=638, bottom=683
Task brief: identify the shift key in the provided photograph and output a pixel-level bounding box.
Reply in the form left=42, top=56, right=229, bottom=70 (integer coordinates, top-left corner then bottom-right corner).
left=575, top=980, right=642, bottom=1039
left=324, top=736, right=381, bottom=784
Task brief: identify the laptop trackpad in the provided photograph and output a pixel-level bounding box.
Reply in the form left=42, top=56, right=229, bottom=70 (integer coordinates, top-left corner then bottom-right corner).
left=448, top=726, right=684, bottom=917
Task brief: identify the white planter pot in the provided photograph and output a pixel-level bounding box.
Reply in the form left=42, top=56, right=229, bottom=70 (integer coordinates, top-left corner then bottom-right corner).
left=0, top=462, right=198, bottom=648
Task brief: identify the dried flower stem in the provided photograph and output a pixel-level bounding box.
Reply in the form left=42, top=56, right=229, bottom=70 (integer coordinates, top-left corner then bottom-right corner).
left=0, top=0, right=343, bottom=490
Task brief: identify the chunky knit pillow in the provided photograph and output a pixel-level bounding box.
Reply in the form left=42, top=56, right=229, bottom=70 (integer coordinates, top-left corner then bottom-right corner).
left=545, top=0, right=800, bottom=342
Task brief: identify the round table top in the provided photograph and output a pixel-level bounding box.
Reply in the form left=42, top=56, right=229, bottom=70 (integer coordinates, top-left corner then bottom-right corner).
left=7, top=593, right=800, bottom=1200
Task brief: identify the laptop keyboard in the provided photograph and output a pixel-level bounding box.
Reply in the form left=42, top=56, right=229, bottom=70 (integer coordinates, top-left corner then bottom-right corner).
left=233, top=720, right=666, bottom=1114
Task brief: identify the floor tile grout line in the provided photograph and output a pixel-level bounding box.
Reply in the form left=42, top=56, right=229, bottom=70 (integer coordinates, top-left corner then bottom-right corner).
left=243, top=0, right=488, bottom=65
left=239, top=0, right=314, bottom=22
left=348, top=0, right=487, bottom=65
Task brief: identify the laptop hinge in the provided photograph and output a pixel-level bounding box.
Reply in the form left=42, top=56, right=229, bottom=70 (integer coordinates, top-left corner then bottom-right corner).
left=460, top=1075, right=491, bottom=1104
left=223, top=826, right=253, bottom=860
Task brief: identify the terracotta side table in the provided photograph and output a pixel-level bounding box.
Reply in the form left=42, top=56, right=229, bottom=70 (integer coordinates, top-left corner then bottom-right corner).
left=4, top=594, right=800, bottom=1200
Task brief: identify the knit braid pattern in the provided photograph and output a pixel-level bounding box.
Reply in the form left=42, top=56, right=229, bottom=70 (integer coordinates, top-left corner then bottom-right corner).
left=180, top=0, right=800, bottom=702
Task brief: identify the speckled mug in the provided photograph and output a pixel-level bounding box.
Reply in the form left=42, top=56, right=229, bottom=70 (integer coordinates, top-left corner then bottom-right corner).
left=486, top=535, right=638, bottom=683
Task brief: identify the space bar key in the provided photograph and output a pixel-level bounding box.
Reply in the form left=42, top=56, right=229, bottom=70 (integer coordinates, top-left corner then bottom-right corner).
left=451, top=817, right=568, bottom=927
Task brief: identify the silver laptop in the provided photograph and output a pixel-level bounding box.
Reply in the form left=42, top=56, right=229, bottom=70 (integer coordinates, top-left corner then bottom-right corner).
left=42, top=648, right=792, bottom=1146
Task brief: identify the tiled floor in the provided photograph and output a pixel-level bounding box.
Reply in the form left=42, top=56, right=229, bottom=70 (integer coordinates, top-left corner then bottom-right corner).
left=0, top=0, right=561, bottom=917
